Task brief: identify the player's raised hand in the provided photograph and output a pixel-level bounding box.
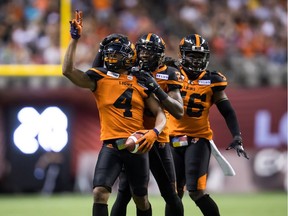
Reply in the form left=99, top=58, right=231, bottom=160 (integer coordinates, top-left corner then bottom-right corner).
left=226, top=135, right=249, bottom=159
left=69, top=10, right=82, bottom=40
left=136, top=129, right=159, bottom=153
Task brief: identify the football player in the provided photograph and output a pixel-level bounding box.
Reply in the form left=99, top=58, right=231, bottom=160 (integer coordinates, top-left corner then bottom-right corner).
left=110, top=33, right=185, bottom=216
left=63, top=10, right=167, bottom=216
left=167, top=34, right=249, bottom=216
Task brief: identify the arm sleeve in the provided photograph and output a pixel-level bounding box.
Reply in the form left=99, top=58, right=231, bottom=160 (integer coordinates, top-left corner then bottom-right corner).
left=216, top=99, right=241, bottom=137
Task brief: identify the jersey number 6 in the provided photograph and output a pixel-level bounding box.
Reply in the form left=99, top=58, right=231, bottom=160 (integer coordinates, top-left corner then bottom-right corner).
left=182, top=91, right=206, bottom=117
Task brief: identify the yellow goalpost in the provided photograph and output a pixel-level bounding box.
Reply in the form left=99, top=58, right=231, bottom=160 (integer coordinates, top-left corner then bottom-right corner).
left=0, top=0, right=71, bottom=76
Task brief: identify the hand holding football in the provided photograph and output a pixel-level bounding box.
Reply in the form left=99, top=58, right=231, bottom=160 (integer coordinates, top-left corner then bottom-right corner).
left=125, top=132, right=144, bottom=153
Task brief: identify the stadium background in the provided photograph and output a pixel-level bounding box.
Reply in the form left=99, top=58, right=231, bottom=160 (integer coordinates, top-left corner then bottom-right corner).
left=0, top=0, right=286, bottom=198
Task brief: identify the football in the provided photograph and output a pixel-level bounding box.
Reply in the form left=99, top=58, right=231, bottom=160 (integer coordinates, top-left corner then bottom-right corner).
left=125, top=132, right=145, bottom=153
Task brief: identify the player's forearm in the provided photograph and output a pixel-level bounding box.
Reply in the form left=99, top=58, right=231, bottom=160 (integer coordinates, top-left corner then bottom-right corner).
left=62, top=39, right=78, bottom=77
left=216, top=99, right=241, bottom=137
left=62, top=40, right=94, bottom=89
left=153, top=109, right=167, bottom=134
left=153, top=87, right=183, bottom=119
left=161, top=96, right=184, bottom=119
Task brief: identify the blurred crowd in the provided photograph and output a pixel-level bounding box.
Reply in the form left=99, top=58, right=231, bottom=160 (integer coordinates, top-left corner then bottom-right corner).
left=0, top=0, right=287, bottom=87
left=0, top=0, right=60, bottom=64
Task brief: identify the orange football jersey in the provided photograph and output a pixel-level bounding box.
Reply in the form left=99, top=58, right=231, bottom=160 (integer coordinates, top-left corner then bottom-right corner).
left=86, top=68, right=149, bottom=141
left=143, top=65, right=183, bottom=142
left=168, top=68, right=227, bottom=140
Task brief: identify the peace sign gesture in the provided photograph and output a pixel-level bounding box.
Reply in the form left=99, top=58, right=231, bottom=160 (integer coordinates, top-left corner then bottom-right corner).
left=69, top=10, right=83, bottom=40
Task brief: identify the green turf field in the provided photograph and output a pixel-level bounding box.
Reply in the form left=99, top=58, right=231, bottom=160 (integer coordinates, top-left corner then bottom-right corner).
left=0, top=192, right=286, bottom=216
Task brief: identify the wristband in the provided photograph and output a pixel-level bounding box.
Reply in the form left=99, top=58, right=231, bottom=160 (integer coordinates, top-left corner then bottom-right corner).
left=153, top=128, right=159, bottom=136
left=234, top=135, right=242, bottom=142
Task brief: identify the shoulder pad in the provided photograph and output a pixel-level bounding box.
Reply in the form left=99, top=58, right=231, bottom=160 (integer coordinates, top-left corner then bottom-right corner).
left=163, top=57, right=180, bottom=69
left=205, top=70, right=227, bottom=84
left=86, top=68, right=106, bottom=81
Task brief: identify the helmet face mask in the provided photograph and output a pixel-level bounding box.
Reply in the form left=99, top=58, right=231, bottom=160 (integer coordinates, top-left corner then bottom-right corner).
left=137, top=48, right=160, bottom=72
left=181, top=51, right=209, bottom=73
left=136, top=33, right=165, bottom=72
left=103, top=41, right=136, bottom=72
left=179, top=34, right=210, bottom=78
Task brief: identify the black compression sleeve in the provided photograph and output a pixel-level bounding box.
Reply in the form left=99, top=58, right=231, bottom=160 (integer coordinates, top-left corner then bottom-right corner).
left=216, top=99, right=241, bottom=137
left=92, top=51, right=104, bottom=67
left=154, top=87, right=168, bottom=101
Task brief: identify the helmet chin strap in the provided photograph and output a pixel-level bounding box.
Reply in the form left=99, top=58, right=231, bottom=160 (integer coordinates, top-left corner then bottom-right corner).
left=184, top=66, right=202, bottom=80
left=139, top=59, right=158, bottom=72
left=181, top=55, right=209, bottom=77
left=184, top=61, right=209, bottom=80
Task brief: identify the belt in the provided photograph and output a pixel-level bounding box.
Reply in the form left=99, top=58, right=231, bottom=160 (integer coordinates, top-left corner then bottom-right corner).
left=104, top=138, right=127, bottom=150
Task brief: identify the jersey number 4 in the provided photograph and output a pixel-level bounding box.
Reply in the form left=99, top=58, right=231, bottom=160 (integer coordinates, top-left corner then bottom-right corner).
left=113, top=88, right=133, bottom=117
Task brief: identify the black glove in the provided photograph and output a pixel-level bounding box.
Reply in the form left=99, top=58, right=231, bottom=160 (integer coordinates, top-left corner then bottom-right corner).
left=69, top=10, right=82, bottom=40
left=131, top=68, right=168, bottom=101
left=226, top=135, right=249, bottom=159
left=133, top=70, right=160, bottom=92
left=99, top=33, right=129, bottom=51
